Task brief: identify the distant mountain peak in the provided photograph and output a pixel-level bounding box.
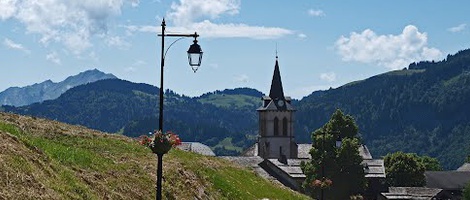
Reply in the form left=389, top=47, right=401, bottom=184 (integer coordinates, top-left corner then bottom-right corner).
left=0, top=69, right=117, bottom=107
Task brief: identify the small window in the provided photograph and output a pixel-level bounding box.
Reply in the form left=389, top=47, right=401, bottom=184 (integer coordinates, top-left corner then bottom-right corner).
left=283, top=117, right=288, bottom=136
left=274, top=117, right=279, bottom=136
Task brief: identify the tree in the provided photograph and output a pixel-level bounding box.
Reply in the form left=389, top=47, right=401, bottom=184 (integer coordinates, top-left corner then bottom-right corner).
left=464, top=181, right=470, bottom=200
left=418, top=156, right=442, bottom=171
left=467, top=155, right=470, bottom=163
left=301, top=109, right=366, bottom=199
left=384, top=152, right=426, bottom=187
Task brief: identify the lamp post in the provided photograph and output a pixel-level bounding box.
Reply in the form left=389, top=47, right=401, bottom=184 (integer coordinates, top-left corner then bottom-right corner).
left=156, top=18, right=203, bottom=200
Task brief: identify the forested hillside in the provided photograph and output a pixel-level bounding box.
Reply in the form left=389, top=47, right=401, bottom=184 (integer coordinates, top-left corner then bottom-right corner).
left=296, top=49, right=470, bottom=169
left=3, top=80, right=259, bottom=154
left=3, top=49, right=470, bottom=169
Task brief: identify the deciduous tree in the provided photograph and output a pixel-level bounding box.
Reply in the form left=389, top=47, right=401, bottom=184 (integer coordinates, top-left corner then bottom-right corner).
left=384, top=152, right=425, bottom=187
left=301, top=109, right=366, bottom=199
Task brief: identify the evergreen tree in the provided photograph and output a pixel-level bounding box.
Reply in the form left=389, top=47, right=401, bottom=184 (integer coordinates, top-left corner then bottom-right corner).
left=301, top=109, right=366, bottom=199
left=384, top=152, right=426, bottom=187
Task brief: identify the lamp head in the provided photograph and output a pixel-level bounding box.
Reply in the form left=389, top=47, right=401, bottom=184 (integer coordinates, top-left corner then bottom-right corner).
left=187, top=34, right=203, bottom=72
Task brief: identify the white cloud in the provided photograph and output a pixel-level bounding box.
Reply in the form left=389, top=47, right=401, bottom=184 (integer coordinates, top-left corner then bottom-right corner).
left=3, top=0, right=138, bottom=54
left=308, top=9, right=325, bottom=17
left=124, top=21, right=293, bottom=40
left=448, top=23, right=466, bottom=33
left=320, top=72, right=336, bottom=82
left=0, top=0, right=18, bottom=20
left=105, top=36, right=131, bottom=49
left=133, top=60, right=146, bottom=66
left=298, top=33, right=307, bottom=39
left=46, top=51, right=61, bottom=65
left=127, top=0, right=293, bottom=39
left=234, top=74, right=249, bottom=83
left=3, top=38, right=29, bottom=53
left=130, top=0, right=139, bottom=7
left=335, top=25, right=442, bottom=69
left=168, top=0, right=240, bottom=26
left=124, top=66, right=136, bottom=72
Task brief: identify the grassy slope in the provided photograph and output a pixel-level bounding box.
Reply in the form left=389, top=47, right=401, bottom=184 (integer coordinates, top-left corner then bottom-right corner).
left=197, top=94, right=260, bottom=109
left=0, top=112, right=307, bottom=200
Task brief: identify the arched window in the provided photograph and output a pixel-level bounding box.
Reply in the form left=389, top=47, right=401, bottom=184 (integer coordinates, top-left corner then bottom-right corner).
left=283, top=117, right=288, bottom=136
left=274, top=117, right=279, bottom=136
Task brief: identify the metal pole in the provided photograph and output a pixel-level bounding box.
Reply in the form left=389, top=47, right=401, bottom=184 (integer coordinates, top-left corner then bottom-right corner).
left=159, top=19, right=165, bottom=133
left=157, top=154, right=163, bottom=200
left=157, top=18, right=165, bottom=200
left=321, top=132, right=325, bottom=200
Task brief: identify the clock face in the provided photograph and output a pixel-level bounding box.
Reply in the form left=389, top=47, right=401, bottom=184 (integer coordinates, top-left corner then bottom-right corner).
left=277, top=100, right=284, bottom=106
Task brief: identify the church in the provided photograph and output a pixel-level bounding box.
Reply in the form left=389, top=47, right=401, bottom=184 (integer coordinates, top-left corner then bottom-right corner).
left=224, top=55, right=387, bottom=197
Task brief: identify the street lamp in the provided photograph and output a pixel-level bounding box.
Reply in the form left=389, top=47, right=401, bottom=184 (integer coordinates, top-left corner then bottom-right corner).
left=156, top=18, right=203, bottom=200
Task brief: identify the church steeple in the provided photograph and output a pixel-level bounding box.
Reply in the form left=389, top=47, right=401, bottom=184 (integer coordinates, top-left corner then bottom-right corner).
left=269, top=56, right=285, bottom=101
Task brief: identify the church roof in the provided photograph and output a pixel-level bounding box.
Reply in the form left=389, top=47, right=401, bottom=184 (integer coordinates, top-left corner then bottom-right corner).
left=269, top=58, right=285, bottom=101
left=258, top=57, right=295, bottom=111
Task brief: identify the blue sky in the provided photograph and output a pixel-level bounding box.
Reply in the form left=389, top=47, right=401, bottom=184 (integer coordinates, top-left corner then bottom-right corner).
left=1, top=0, right=470, bottom=99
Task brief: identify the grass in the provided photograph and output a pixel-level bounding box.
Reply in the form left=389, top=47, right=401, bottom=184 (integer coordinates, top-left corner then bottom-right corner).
left=198, top=94, right=259, bottom=109
left=0, top=112, right=309, bottom=199
left=165, top=150, right=309, bottom=200
left=214, top=137, right=243, bottom=152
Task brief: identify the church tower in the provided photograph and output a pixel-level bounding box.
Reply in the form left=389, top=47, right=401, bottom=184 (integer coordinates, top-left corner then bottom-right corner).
left=257, top=56, right=297, bottom=160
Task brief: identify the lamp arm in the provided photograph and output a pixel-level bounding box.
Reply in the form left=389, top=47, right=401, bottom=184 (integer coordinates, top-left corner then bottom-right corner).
left=163, top=37, right=185, bottom=60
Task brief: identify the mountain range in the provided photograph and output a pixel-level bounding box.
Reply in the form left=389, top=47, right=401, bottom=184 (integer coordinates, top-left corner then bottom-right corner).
left=2, top=49, right=470, bottom=169
left=0, top=69, right=116, bottom=106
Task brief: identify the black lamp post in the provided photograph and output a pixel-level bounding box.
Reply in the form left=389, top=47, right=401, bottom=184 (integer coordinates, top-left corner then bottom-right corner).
left=156, top=18, right=203, bottom=200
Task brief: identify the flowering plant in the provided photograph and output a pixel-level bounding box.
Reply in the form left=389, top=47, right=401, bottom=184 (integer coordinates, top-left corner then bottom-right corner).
left=311, top=177, right=332, bottom=189
left=139, top=130, right=182, bottom=154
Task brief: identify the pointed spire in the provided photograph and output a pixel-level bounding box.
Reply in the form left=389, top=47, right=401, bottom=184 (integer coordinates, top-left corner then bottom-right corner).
left=269, top=57, right=285, bottom=101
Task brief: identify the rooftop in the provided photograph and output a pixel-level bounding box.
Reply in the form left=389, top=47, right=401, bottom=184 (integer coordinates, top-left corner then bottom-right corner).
left=177, top=142, right=215, bottom=156
left=380, top=187, right=443, bottom=200
left=425, top=171, right=470, bottom=190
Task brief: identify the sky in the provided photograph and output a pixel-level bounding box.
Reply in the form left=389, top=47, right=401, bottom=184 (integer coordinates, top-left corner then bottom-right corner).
left=1, top=0, right=470, bottom=99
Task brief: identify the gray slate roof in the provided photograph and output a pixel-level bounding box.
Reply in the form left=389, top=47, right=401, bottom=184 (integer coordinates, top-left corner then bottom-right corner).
left=457, top=163, right=470, bottom=171
left=425, top=171, right=470, bottom=190
left=362, top=159, right=386, bottom=178
left=296, top=143, right=373, bottom=160
left=380, top=187, right=443, bottom=200
left=176, top=142, right=215, bottom=156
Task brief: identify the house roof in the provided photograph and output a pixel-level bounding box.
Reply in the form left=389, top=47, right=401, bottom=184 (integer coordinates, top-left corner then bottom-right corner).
left=380, top=187, right=443, bottom=200
left=296, top=143, right=373, bottom=160
left=457, top=163, right=470, bottom=171
left=176, top=142, right=215, bottom=156
left=425, top=171, right=470, bottom=190
left=362, top=159, right=386, bottom=178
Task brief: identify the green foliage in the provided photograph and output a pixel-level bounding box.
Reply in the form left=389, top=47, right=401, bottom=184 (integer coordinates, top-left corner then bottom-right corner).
left=467, top=155, right=470, bottom=163
left=4, top=79, right=258, bottom=155
left=1, top=116, right=307, bottom=199
left=418, top=156, right=442, bottom=171
left=384, top=152, right=426, bottom=187
left=301, top=109, right=366, bottom=199
left=464, top=181, right=470, bottom=200
left=165, top=149, right=309, bottom=199
left=296, top=49, right=470, bottom=169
